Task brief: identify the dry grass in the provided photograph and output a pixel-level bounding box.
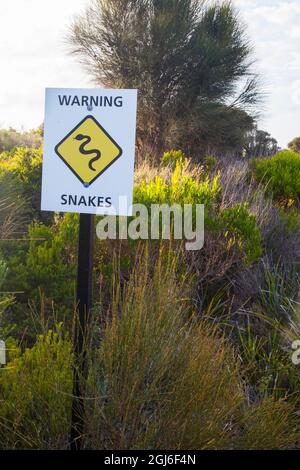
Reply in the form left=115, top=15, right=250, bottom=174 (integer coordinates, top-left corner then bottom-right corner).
left=219, top=161, right=274, bottom=234
left=0, top=177, right=28, bottom=240
left=85, top=248, right=300, bottom=450
left=134, top=159, right=205, bottom=186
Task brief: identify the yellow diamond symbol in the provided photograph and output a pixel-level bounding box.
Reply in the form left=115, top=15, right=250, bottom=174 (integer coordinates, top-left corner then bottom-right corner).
left=55, top=115, right=122, bottom=187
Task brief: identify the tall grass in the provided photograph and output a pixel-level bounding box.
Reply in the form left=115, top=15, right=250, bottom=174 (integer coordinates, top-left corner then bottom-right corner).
left=85, top=248, right=300, bottom=450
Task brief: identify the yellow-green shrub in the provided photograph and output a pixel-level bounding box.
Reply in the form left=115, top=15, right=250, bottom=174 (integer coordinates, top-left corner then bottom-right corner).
left=161, top=149, right=187, bottom=169
left=0, top=147, right=42, bottom=217
left=0, top=326, right=73, bottom=449
left=218, top=203, right=262, bottom=264
left=134, top=162, right=262, bottom=263
left=134, top=160, right=221, bottom=208
left=252, top=150, right=300, bottom=204
left=2, top=214, right=79, bottom=337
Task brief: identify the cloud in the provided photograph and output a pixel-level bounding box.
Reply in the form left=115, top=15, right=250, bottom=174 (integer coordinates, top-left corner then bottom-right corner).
left=235, top=0, right=300, bottom=146
left=0, top=0, right=90, bottom=129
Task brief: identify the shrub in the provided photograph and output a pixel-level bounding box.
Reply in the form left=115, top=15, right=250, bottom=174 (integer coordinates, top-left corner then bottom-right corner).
left=236, top=398, right=300, bottom=450
left=288, top=136, right=300, bottom=154
left=134, top=162, right=262, bottom=264
left=279, top=209, right=300, bottom=232
left=1, top=214, right=79, bottom=337
left=203, top=155, right=218, bottom=172
left=0, top=326, right=73, bottom=449
left=85, top=249, right=300, bottom=450
left=252, top=150, right=300, bottom=204
left=134, top=160, right=221, bottom=209
left=0, top=147, right=43, bottom=219
left=218, top=203, right=262, bottom=264
left=0, top=249, right=299, bottom=450
left=161, top=150, right=187, bottom=169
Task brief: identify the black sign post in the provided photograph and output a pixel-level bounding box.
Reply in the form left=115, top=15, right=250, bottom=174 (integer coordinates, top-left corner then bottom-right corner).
left=70, top=213, right=95, bottom=450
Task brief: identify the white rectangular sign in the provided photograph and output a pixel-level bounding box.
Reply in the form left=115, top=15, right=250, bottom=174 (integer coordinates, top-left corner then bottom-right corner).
left=41, top=88, right=137, bottom=216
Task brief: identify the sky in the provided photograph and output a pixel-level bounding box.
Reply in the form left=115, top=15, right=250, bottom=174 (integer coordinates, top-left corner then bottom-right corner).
left=0, top=0, right=299, bottom=148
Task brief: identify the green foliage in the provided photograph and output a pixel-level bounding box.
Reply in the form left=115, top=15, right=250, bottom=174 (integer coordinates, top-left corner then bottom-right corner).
left=1, top=255, right=298, bottom=450
left=279, top=209, right=300, bottom=232
left=161, top=150, right=187, bottom=169
left=0, top=260, right=7, bottom=288
left=203, top=155, right=218, bottom=172
left=2, top=214, right=79, bottom=336
left=237, top=316, right=300, bottom=400
left=252, top=150, right=300, bottom=204
left=134, top=163, right=262, bottom=264
left=0, top=128, right=299, bottom=449
left=134, top=161, right=221, bottom=208
left=0, top=326, right=73, bottom=449
left=86, top=251, right=300, bottom=450
left=13, top=214, right=77, bottom=297
left=0, top=259, right=13, bottom=337
left=236, top=398, right=300, bottom=450
left=245, top=127, right=279, bottom=158
left=218, top=203, right=262, bottom=264
left=0, top=147, right=43, bottom=218
left=70, top=0, right=259, bottom=155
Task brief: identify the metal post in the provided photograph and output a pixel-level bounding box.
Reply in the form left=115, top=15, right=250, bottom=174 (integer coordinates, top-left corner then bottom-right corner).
left=70, top=213, right=94, bottom=450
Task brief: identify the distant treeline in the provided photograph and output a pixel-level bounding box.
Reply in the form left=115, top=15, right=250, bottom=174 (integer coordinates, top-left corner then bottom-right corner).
left=0, top=126, right=43, bottom=153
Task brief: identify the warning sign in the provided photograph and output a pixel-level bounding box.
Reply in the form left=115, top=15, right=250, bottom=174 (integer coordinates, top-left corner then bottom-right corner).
left=41, top=88, right=137, bottom=216
left=55, top=115, right=122, bottom=187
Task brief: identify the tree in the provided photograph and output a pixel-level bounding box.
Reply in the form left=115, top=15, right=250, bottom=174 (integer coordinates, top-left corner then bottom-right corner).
left=288, top=136, right=300, bottom=154
left=244, top=126, right=279, bottom=158
left=69, top=0, right=260, bottom=158
left=0, top=127, right=42, bottom=153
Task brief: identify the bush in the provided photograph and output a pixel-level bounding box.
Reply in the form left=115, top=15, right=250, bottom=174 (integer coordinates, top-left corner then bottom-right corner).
left=1, top=214, right=79, bottom=337
left=0, top=147, right=43, bottom=218
left=0, top=250, right=299, bottom=450
left=203, top=155, right=218, bottom=172
left=252, top=150, right=300, bottom=204
left=85, top=249, right=300, bottom=450
left=0, top=326, right=73, bottom=449
left=161, top=150, right=187, bottom=169
left=134, top=160, right=221, bottom=208
left=218, top=203, right=262, bottom=264
left=288, top=136, right=300, bottom=154
left=134, top=162, right=262, bottom=264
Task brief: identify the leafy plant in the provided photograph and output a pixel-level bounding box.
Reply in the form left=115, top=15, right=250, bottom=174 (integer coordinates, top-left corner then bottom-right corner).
left=252, top=150, right=300, bottom=205
left=1, top=214, right=79, bottom=337
left=0, top=147, right=43, bottom=219
left=203, top=155, right=218, bottom=172
left=134, top=160, right=221, bottom=208
left=161, top=150, right=187, bottom=169
left=0, top=325, right=73, bottom=449
left=214, top=203, right=262, bottom=264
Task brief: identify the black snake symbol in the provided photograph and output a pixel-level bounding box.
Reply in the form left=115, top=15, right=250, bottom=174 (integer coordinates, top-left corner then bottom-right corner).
left=74, top=134, right=101, bottom=171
